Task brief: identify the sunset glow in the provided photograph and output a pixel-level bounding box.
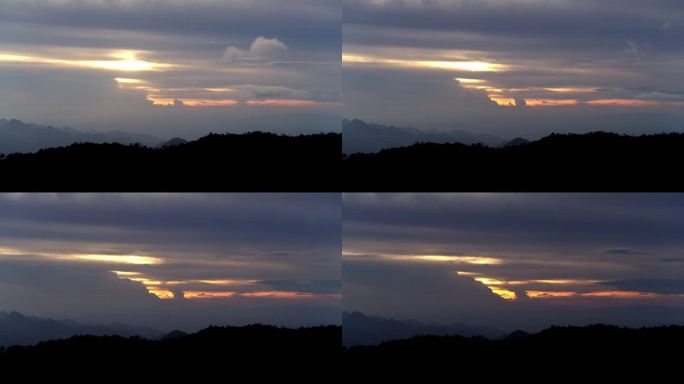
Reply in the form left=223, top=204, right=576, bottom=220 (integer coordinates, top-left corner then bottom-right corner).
left=524, top=99, right=579, bottom=107
left=343, top=54, right=508, bottom=72
left=71, top=254, right=163, bottom=265
left=0, top=50, right=175, bottom=72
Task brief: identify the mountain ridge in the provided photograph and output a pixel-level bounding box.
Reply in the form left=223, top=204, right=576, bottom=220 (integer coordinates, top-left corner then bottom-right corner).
left=343, top=311, right=505, bottom=346
left=0, top=310, right=162, bottom=347
left=343, top=118, right=505, bottom=154
left=0, top=118, right=163, bottom=154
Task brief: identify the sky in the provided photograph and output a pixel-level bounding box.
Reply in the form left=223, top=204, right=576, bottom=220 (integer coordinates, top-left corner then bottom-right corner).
left=0, top=193, right=341, bottom=331
left=0, top=0, right=341, bottom=138
left=344, top=193, right=684, bottom=331
left=343, top=0, right=684, bottom=139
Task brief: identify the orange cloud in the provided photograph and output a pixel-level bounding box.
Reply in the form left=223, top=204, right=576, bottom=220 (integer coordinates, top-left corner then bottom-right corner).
left=245, top=99, right=338, bottom=107
left=525, top=99, right=579, bottom=107
left=586, top=99, right=661, bottom=107
left=181, top=99, right=240, bottom=107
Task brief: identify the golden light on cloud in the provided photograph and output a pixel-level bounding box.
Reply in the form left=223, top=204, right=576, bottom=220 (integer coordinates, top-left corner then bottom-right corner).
left=80, top=51, right=174, bottom=72
left=112, top=271, right=264, bottom=300
left=533, top=279, right=601, bottom=285
left=181, top=99, right=240, bottom=107
left=527, top=291, right=576, bottom=298
left=183, top=291, right=237, bottom=299
left=148, top=288, right=174, bottom=300
left=417, top=60, right=508, bottom=72
left=245, top=99, right=332, bottom=107
left=546, top=87, right=598, bottom=94
left=458, top=271, right=609, bottom=301
left=413, top=255, right=503, bottom=265
left=491, top=287, right=517, bottom=300
left=112, top=270, right=174, bottom=299
left=342, top=54, right=508, bottom=73
left=115, top=78, right=145, bottom=85
left=586, top=99, right=661, bottom=107
left=147, top=96, right=176, bottom=106
left=111, top=270, right=142, bottom=277
left=490, top=96, right=517, bottom=107
left=0, top=50, right=175, bottom=72
left=525, top=99, right=579, bottom=107
left=0, top=246, right=23, bottom=256
left=240, top=291, right=314, bottom=299
left=182, top=290, right=321, bottom=300
left=455, top=78, right=487, bottom=84
left=474, top=276, right=517, bottom=300
left=73, top=254, right=163, bottom=265
left=343, top=251, right=503, bottom=265
left=474, top=277, right=508, bottom=286
left=204, top=88, right=235, bottom=93
left=527, top=290, right=662, bottom=299
left=582, top=290, right=658, bottom=298
left=197, top=279, right=257, bottom=285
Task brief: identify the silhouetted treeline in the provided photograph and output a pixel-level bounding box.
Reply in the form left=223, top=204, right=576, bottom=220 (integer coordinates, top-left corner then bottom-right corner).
left=0, top=132, right=341, bottom=191
left=0, top=324, right=340, bottom=374
left=344, top=324, right=683, bottom=379
left=344, top=132, right=684, bottom=191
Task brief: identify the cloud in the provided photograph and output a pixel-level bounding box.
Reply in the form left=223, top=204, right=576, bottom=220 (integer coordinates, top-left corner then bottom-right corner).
left=343, top=193, right=684, bottom=329
left=342, top=0, right=684, bottom=137
left=224, top=36, right=289, bottom=63
left=602, top=279, right=684, bottom=295
left=0, top=193, right=341, bottom=329
left=604, top=248, right=652, bottom=255
left=0, top=0, right=340, bottom=136
left=344, top=258, right=506, bottom=322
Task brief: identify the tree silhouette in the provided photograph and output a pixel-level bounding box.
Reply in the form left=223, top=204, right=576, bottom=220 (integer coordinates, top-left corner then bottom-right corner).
left=344, top=131, right=684, bottom=191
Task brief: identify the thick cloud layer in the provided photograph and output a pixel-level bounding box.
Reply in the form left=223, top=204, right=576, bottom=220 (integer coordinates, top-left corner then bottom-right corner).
left=0, top=0, right=341, bottom=138
left=343, top=0, right=684, bottom=138
left=0, top=193, right=341, bottom=331
left=344, top=193, right=684, bottom=330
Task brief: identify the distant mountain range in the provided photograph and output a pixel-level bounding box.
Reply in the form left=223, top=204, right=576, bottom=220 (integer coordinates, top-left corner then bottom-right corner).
left=0, top=311, right=161, bottom=346
left=0, top=118, right=162, bottom=154
left=343, top=311, right=505, bottom=346
left=0, top=322, right=341, bottom=372
left=343, top=118, right=506, bottom=153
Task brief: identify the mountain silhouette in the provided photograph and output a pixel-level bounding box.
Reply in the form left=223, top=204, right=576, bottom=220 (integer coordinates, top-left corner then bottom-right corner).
left=344, top=324, right=684, bottom=378
left=0, top=130, right=341, bottom=191
left=160, top=137, right=189, bottom=147
left=0, top=118, right=162, bottom=154
left=344, top=131, right=684, bottom=191
left=0, top=323, right=341, bottom=372
left=343, top=311, right=505, bottom=346
left=343, top=118, right=504, bottom=154
left=0, top=311, right=161, bottom=347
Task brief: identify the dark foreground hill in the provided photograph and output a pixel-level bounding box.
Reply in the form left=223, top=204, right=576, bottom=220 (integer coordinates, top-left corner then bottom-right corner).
left=344, top=131, right=684, bottom=191
left=344, top=324, right=683, bottom=378
left=0, top=131, right=341, bottom=191
left=0, top=324, right=340, bottom=373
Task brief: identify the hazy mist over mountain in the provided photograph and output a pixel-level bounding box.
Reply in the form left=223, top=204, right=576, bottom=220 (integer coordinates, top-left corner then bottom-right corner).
left=0, top=118, right=163, bottom=154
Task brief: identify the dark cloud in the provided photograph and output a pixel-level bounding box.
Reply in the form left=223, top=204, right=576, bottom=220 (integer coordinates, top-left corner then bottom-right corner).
left=343, top=193, right=684, bottom=330
left=602, top=279, right=684, bottom=295
left=0, top=0, right=341, bottom=137
left=604, top=248, right=652, bottom=255
left=343, top=0, right=684, bottom=138
left=343, top=258, right=506, bottom=322
left=0, top=193, right=341, bottom=330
